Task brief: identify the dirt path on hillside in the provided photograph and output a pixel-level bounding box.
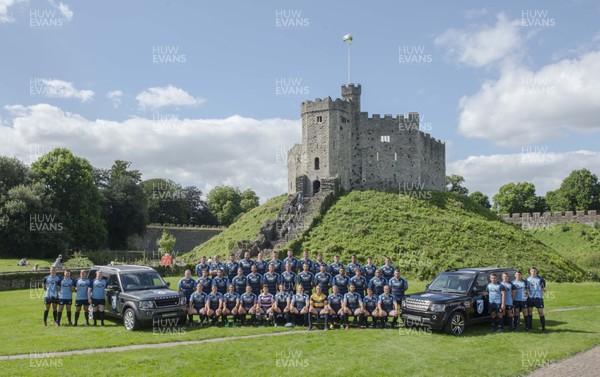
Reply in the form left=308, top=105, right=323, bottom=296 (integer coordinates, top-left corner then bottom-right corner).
left=527, top=345, right=600, bottom=377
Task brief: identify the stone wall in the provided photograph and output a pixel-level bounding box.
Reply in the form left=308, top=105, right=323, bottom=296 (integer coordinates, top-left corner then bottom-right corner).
left=502, top=210, right=600, bottom=229
left=127, top=225, right=224, bottom=253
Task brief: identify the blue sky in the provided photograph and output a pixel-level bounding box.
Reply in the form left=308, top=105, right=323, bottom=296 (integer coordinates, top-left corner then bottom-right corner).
left=1, top=0, right=600, bottom=202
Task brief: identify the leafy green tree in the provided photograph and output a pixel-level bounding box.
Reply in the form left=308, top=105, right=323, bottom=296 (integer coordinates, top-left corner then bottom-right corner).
left=557, top=169, right=600, bottom=211
left=184, top=186, right=217, bottom=225
left=446, top=175, right=469, bottom=196
left=206, top=186, right=258, bottom=226
left=141, top=178, right=188, bottom=225
left=545, top=189, right=569, bottom=212
left=240, top=189, right=260, bottom=213
left=31, top=148, right=106, bottom=250
left=100, top=161, right=147, bottom=249
left=492, top=182, right=545, bottom=214
left=0, top=157, right=32, bottom=195
left=156, top=229, right=176, bottom=254
left=469, top=191, right=491, bottom=209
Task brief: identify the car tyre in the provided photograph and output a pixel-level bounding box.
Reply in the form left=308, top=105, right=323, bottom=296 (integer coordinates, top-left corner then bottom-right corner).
left=124, top=308, right=140, bottom=331
left=444, top=311, right=466, bottom=335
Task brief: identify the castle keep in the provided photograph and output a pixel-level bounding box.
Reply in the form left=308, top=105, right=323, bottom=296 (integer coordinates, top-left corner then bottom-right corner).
left=288, top=84, right=446, bottom=196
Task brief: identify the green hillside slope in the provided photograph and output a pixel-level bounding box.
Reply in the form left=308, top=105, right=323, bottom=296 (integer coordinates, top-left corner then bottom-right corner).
left=294, top=191, right=585, bottom=282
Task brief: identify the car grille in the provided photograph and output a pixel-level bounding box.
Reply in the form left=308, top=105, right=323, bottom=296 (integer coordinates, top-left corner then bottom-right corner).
left=155, top=296, right=180, bottom=307
left=404, top=298, right=430, bottom=312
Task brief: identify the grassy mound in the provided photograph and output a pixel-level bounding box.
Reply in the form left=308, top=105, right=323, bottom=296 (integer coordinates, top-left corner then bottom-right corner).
left=530, top=223, right=600, bottom=279
left=186, top=195, right=287, bottom=260
left=294, top=191, right=586, bottom=282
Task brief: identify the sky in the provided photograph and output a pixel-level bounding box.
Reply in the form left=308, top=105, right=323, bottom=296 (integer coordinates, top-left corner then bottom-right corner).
left=1, top=0, right=600, bottom=203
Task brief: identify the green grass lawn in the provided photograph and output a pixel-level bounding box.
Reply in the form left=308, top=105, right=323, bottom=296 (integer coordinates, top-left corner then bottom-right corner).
left=0, top=259, right=53, bottom=272
left=0, top=281, right=598, bottom=376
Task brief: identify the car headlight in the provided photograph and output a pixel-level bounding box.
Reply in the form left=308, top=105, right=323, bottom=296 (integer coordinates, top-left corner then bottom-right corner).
left=429, top=303, right=445, bottom=312
left=140, top=300, right=154, bottom=309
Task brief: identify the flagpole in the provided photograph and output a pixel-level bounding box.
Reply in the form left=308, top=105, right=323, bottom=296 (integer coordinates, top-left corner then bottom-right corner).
left=347, top=42, right=351, bottom=84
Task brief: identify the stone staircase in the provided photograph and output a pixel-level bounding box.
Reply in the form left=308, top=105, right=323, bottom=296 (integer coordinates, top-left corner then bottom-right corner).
left=232, top=189, right=336, bottom=257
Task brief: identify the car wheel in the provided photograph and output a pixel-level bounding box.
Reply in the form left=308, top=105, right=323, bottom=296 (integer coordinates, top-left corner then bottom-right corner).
left=444, top=311, right=466, bottom=336
left=123, top=308, right=140, bottom=331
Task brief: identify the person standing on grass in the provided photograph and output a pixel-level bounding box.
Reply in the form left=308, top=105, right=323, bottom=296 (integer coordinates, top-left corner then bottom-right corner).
left=262, top=263, right=281, bottom=295
left=526, top=267, right=547, bottom=333
left=314, top=263, right=332, bottom=296
left=254, top=252, right=268, bottom=276
left=212, top=268, right=229, bottom=295
left=281, top=262, right=297, bottom=294
left=500, top=272, right=516, bottom=331
left=511, top=270, right=528, bottom=330
left=88, top=271, right=107, bottom=326
left=296, top=263, right=315, bottom=296
left=246, top=264, right=263, bottom=296
left=329, top=255, right=344, bottom=277
left=368, top=269, right=387, bottom=296
left=331, top=267, right=351, bottom=296
left=346, top=255, right=362, bottom=277
left=74, top=270, right=91, bottom=326
left=188, top=284, right=207, bottom=327
left=222, top=284, right=240, bottom=327
left=195, top=256, right=210, bottom=277
left=197, top=268, right=212, bottom=295
left=350, top=268, right=368, bottom=298
left=283, top=249, right=298, bottom=273
left=42, top=266, right=61, bottom=326
left=379, top=256, right=395, bottom=281
left=388, top=270, right=409, bottom=305
left=225, top=254, right=239, bottom=281
left=239, top=251, right=254, bottom=277
left=486, top=273, right=506, bottom=332
left=57, top=269, right=75, bottom=326
left=178, top=269, right=197, bottom=305
left=363, top=256, right=378, bottom=281
left=269, top=250, right=283, bottom=274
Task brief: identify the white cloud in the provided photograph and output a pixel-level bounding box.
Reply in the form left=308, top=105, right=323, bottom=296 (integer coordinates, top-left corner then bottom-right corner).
left=31, top=79, right=94, bottom=102
left=457, top=51, right=600, bottom=146
left=434, top=13, right=522, bottom=68
left=136, top=85, right=206, bottom=110
left=106, top=90, right=123, bottom=108
left=448, top=151, right=600, bottom=201
left=57, top=2, right=73, bottom=21
left=0, top=104, right=299, bottom=200
left=0, top=0, right=21, bottom=23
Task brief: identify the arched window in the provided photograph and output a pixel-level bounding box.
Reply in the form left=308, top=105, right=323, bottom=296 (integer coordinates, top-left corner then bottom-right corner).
left=314, top=157, right=320, bottom=170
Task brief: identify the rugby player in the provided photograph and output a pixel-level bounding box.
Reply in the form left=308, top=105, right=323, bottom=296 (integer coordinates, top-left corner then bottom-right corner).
left=380, top=257, right=396, bottom=280
left=239, top=251, right=254, bottom=276
left=283, top=249, right=299, bottom=273
left=290, top=284, right=310, bottom=326
left=254, top=252, right=269, bottom=276
left=346, top=255, right=362, bottom=277
left=368, top=269, right=387, bottom=296
left=212, top=268, right=229, bottom=295
left=88, top=271, right=107, bottom=326
left=205, top=284, right=223, bottom=326
left=313, top=263, right=332, bottom=296
left=222, top=284, right=240, bottom=327
left=388, top=270, right=409, bottom=304
left=331, top=267, right=351, bottom=295
left=526, top=267, right=547, bottom=333
left=312, top=253, right=328, bottom=274
left=500, top=272, right=516, bottom=331
left=374, top=285, right=399, bottom=328
left=74, top=270, right=91, bottom=326
left=256, top=284, right=276, bottom=326
left=296, top=263, right=315, bottom=295
left=361, top=287, right=379, bottom=328
left=225, top=254, right=239, bottom=281
left=196, top=268, right=212, bottom=295
left=209, top=255, right=225, bottom=277
left=238, top=285, right=258, bottom=326
left=188, top=284, right=208, bottom=326
left=272, top=283, right=291, bottom=325
left=246, top=264, right=263, bottom=296
left=329, top=255, right=344, bottom=276
left=349, top=268, right=368, bottom=298
left=261, top=263, right=281, bottom=295
left=325, top=285, right=344, bottom=329
left=42, top=266, right=61, bottom=326
left=195, top=256, right=210, bottom=277
left=511, top=270, right=528, bottom=330
left=486, top=273, right=506, bottom=332
left=342, top=283, right=362, bottom=329
left=363, top=256, right=378, bottom=281
left=57, top=269, right=75, bottom=326
left=308, top=285, right=328, bottom=331
left=232, top=267, right=248, bottom=295
left=178, top=269, right=197, bottom=305
left=298, top=250, right=314, bottom=273
left=269, top=250, right=283, bottom=274
left=281, top=262, right=297, bottom=294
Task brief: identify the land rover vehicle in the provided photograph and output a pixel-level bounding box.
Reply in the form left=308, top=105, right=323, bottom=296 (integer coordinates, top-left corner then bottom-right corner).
left=400, top=267, right=517, bottom=335
left=89, top=265, right=186, bottom=330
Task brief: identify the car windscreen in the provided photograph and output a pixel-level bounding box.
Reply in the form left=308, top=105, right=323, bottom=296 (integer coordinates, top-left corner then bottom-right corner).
left=427, top=272, right=473, bottom=294
left=120, top=271, right=168, bottom=291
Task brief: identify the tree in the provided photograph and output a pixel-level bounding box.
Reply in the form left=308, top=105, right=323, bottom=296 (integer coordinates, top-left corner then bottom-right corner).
left=545, top=189, right=569, bottom=212
left=184, top=186, right=217, bottom=225
left=141, top=178, right=188, bottom=225
left=31, top=148, right=107, bottom=250
left=469, top=191, right=491, bottom=209
left=100, top=161, right=147, bottom=249
left=446, top=175, right=469, bottom=196
left=156, top=229, right=176, bottom=254
left=0, top=157, right=32, bottom=195
left=492, top=182, right=545, bottom=214
left=206, top=186, right=258, bottom=226
left=556, top=169, right=600, bottom=211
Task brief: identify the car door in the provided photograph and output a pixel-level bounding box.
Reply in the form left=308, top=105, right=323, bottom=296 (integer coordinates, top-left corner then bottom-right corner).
left=105, top=273, right=121, bottom=317
left=469, top=272, right=490, bottom=321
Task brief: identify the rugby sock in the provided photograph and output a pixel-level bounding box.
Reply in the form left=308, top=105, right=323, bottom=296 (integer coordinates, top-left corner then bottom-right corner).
left=92, top=311, right=97, bottom=325
left=304, top=313, right=310, bottom=327
left=491, top=318, right=496, bottom=330
left=74, top=312, right=80, bottom=325
left=392, top=316, right=398, bottom=327
left=382, top=316, right=388, bottom=328
left=250, top=314, right=256, bottom=325
left=57, top=311, right=62, bottom=324
left=52, top=310, right=57, bottom=322
left=284, top=312, right=290, bottom=323
left=359, top=313, right=365, bottom=326
left=498, top=317, right=504, bottom=330
left=540, top=316, right=546, bottom=330
left=100, top=311, right=105, bottom=325
left=324, top=314, right=329, bottom=329
left=67, top=311, right=72, bottom=324
left=307, top=313, right=312, bottom=327
left=43, top=310, right=49, bottom=324
left=221, top=314, right=226, bottom=325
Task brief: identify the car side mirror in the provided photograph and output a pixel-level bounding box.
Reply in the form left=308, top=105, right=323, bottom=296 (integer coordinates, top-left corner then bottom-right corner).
left=108, top=284, right=120, bottom=291
left=425, top=284, right=430, bottom=289
left=166, top=281, right=171, bottom=287
left=472, top=286, right=484, bottom=294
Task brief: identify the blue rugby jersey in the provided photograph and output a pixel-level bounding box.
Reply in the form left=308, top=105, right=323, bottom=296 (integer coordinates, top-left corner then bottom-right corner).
left=211, top=276, right=230, bottom=294
left=296, top=271, right=314, bottom=293
left=178, top=277, right=197, bottom=299
left=283, top=257, right=298, bottom=272
left=343, top=291, right=361, bottom=310
left=59, top=277, right=75, bottom=300
left=380, top=265, right=396, bottom=280
left=313, top=272, right=332, bottom=295
left=331, top=274, right=351, bottom=295
left=500, top=281, right=516, bottom=306
left=269, top=259, right=283, bottom=274
left=91, top=279, right=107, bottom=300
left=196, top=276, right=212, bottom=294
left=327, top=293, right=344, bottom=311
left=349, top=275, right=368, bottom=297
left=346, top=262, right=362, bottom=275
left=291, top=293, right=309, bottom=310
left=363, top=295, right=378, bottom=312
left=225, top=261, right=239, bottom=280
left=232, top=275, right=248, bottom=295
left=189, top=291, right=207, bottom=308
left=329, top=262, right=344, bottom=276
left=254, top=260, right=269, bottom=276
left=195, top=262, right=210, bottom=277
left=261, top=272, right=280, bottom=294
left=526, top=276, right=546, bottom=299
left=75, top=278, right=91, bottom=301
left=239, top=258, right=254, bottom=276
left=275, top=292, right=290, bottom=309
left=43, top=275, right=61, bottom=298
left=378, top=293, right=397, bottom=311
left=363, top=264, right=378, bottom=280
left=246, top=272, right=263, bottom=294
left=280, top=271, right=297, bottom=292
left=206, top=292, right=222, bottom=310
left=240, top=292, right=257, bottom=309
left=512, top=279, right=527, bottom=301
left=368, top=276, right=387, bottom=296
left=486, top=282, right=505, bottom=304
left=223, top=292, right=239, bottom=310
left=388, top=277, right=409, bottom=301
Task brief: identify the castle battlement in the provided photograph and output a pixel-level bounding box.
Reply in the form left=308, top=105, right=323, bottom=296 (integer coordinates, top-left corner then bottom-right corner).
left=289, top=83, right=446, bottom=196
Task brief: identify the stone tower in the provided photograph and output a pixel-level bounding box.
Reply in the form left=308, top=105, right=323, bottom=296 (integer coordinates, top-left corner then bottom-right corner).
left=288, top=84, right=445, bottom=196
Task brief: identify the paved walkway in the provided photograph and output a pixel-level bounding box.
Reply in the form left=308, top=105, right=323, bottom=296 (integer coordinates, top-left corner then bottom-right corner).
left=527, top=345, right=600, bottom=377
